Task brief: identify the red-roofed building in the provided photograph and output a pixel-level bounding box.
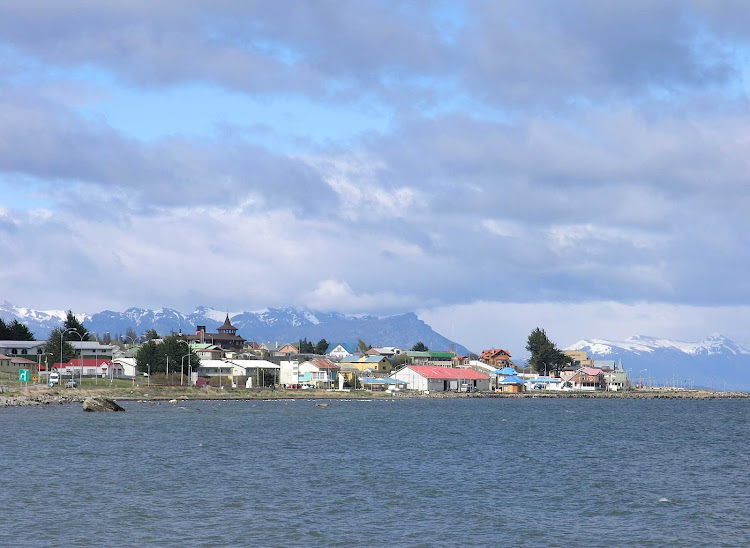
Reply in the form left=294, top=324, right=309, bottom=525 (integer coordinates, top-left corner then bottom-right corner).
left=480, top=348, right=511, bottom=367
left=52, top=359, right=121, bottom=378
left=393, top=365, right=490, bottom=392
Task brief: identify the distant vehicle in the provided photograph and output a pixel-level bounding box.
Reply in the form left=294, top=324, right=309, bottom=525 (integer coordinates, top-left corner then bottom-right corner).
left=49, top=372, right=60, bottom=386
left=65, top=379, right=78, bottom=388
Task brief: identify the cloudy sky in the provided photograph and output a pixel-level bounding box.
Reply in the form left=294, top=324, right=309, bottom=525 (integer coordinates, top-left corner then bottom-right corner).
left=2, top=1, right=750, bottom=355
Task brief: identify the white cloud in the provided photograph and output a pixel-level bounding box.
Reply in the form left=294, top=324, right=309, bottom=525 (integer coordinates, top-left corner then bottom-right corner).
left=302, top=279, right=422, bottom=314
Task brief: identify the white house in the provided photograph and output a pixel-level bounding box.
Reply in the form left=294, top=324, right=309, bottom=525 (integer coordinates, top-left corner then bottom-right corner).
left=326, top=343, right=359, bottom=360
left=112, top=357, right=137, bottom=378
left=392, top=365, right=490, bottom=392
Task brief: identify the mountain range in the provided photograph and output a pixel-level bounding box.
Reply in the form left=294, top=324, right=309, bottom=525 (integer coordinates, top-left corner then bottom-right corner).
left=566, top=334, right=750, bottom=391
left=0, top=301, right=470, bottom=355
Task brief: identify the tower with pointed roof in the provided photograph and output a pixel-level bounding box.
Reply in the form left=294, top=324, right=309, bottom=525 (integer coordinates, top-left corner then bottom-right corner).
left=217, top=314, right=238, bottom=335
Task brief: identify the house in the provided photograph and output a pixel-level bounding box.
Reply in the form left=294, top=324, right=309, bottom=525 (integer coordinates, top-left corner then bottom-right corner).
left=0, top=354, right=37, bottom=375
left=187, top=315, right=246, bottom=351
left=261, top=342, right=299, bottom=357
left=392, top=366, right=490, bottom=392
left=277, top=343, right=299, bottom=356
left=404, top=350, right=455, bottom=367
left=111, top=357, right=137, bottom=378
left=565, top=367, right=605, bottom=390
left=480, top=348, right=511, bottom=368
left=602, top=369, right=629, bottom=391
left=497, top=375, right=525, bottom=393
left=340, top=355, right=392, bottom=374
left=326, top=343, right=359, bottom=359
left=192, top=344, right=223, bottom=360
left=490, top=366, right=519, bottom=389
left=298, top=358, right=340, bottom=387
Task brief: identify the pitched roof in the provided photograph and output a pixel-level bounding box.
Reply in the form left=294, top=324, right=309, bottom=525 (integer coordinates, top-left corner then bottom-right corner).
left=491, top=366, right=518, bottom=376
left=499, top=375, right=525, bottom=384
left=481, top=348, right=511, bottom=358
left=305, top=358, right=339, bottom=370
left=327, top=342, right=359, bottom=354
left=407, top=366, right=488, bottom=380
left=218, top=314, right=236, bottom=330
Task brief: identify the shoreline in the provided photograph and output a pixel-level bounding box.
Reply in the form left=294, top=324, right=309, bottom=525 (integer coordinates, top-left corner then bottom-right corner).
left=1, top=385, right=748, bottom=408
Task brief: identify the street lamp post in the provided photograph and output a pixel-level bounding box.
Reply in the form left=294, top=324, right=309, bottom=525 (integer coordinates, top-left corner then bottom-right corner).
left=180, top=354, right=189, bottom=386
left=126, top=335, right=139, bottom=386
left=62, top=328, right=90, bottom=386
left=176, top=340, right=191, bottom=386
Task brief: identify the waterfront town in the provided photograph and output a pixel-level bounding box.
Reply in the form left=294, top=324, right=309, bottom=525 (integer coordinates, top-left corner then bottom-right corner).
left=0, top=315, right=636, bottom=394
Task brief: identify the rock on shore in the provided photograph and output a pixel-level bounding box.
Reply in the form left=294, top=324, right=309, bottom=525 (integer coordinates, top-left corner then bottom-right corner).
left=82, top=397, right=125, bottom=412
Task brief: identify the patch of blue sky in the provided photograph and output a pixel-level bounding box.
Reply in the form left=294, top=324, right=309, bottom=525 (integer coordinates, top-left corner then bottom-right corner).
left=430, top=0, right=471, bottom=45
left=0, top=175, right=54, bottom=211
left=76, top=82, right=392, bottom=151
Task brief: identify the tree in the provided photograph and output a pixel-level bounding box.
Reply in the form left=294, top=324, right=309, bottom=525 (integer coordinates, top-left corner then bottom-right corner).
left=64, top=310, right=88, bottom=339
left=297, top=338, right=315, bottom=354
left=0, top=318, right=35, bottom=340
left=135, top=335, right=200, bottom=376
left=525, top=327, right=570, bottom=375
left=144, top=328, right=159, bottom=341
left=411, top=341, right=429, bottom=352
left=46, top=327, right=76, bottom=366
left=357, top=339, right=372, bottom=353
left=314, top=338, right=329, bottom=355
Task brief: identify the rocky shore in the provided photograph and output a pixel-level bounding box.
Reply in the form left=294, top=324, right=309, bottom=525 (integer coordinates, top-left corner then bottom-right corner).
left=0, top=392, right=87, bottom=408
left=0, top=386, right=747, bottom=408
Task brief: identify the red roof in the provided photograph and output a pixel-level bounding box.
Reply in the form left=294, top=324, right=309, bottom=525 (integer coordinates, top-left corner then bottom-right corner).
left=53, top=359, right=112, bottom=369
left=408, top=366, right=488, bottom=380
left=69, top=359, right=112, bottom=367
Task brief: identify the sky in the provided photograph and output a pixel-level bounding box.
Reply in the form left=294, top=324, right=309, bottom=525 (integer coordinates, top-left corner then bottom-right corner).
left=2, top=1, right=750, bottom=356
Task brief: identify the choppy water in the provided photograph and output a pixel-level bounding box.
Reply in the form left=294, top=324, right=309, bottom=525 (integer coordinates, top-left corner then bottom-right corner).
left=1, top=398, right=748, bottom=547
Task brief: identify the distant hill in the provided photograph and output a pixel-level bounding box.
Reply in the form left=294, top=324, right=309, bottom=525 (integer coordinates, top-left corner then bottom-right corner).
left=566, top=334, right=750, bottom=391
left=0, top=301, right=470, bottom=355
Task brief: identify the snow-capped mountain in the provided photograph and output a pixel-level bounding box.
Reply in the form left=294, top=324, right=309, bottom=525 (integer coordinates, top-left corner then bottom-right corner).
left=0, top=301, right=469, bottom=355
left=566, top=334, right=750, bottom=390
left=0, top=300, right=90, bottom=335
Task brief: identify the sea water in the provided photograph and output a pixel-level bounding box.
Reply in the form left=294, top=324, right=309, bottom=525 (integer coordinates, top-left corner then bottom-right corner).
left=1, top=398, right=748, bottom=547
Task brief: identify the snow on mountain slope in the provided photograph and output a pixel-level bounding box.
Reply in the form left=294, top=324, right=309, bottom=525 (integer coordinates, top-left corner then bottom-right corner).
left=567, top=333, right=750, bottom=357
